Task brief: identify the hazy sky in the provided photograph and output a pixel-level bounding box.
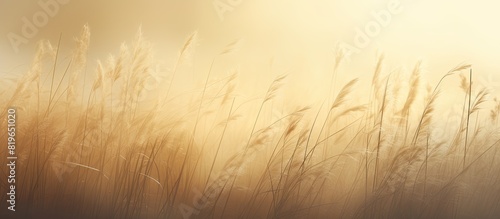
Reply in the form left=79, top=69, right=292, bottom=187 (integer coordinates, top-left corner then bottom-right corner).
left=1, top=0, right=499, bottom=89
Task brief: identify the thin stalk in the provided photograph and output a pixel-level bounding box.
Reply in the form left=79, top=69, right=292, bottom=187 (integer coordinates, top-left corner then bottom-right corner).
left=464, top=69, right=472, bottom=169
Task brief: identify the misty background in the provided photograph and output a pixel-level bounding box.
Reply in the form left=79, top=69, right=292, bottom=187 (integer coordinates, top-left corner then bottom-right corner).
left=1, top=0, right=499, bottom=94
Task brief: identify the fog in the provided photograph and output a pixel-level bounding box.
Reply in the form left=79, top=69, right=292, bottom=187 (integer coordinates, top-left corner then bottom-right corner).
left=0, top=0, right=500, bottom=88
left=2, top=1, right=500, bottom=218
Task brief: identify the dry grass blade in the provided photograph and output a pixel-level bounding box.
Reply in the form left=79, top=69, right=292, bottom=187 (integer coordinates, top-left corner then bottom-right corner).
left=372, top=54, right=385, bottom=89
left=447, top=64, right=472, bottom=76
left=470, top=88, right=489, bottom=115
left=65, top=162, right=101, bottom=172
left=336, top=105, right=367, bottom=118
left=92, top=61, right=105, bottom=91
left=139, top=173, right=164, bottom=189
left=459, top=74, right=469, bottom=93
left=67, top=24, right=90, bottom=102
left=179, top=31, right=198, bottom=63
left=219, top=39, right=242, bottom=55
left=109, top=43, right=128, bottom=82
left=490, top=98, right=500, bottom=122
left=331, top=78, right=358, bottom=110
left=264, top=74, right=287, bottom=102
left=400, top=61, right=421, bottom=115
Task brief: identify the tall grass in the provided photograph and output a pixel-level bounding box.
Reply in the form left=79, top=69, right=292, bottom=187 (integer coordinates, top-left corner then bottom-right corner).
left=1, top=26, right=500, bottom=219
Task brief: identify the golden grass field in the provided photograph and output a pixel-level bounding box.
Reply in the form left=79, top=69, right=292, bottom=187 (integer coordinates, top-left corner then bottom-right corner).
left=1, top=25, right=500, bottom=218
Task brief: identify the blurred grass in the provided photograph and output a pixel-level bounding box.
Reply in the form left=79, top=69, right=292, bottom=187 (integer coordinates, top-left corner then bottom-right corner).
left=1, top=26, right=500, bottom=219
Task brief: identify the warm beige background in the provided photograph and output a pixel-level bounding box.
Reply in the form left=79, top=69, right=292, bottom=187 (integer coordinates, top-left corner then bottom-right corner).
left=1, top=0, right=499, bottom=90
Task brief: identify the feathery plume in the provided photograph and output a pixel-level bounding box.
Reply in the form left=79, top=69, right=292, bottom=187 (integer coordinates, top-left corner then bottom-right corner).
left=331, top=78, right=358, bottom=110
